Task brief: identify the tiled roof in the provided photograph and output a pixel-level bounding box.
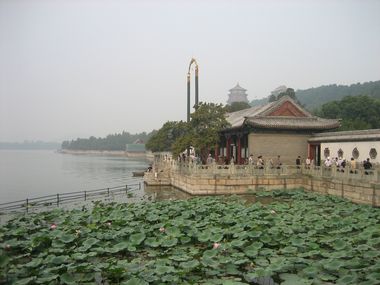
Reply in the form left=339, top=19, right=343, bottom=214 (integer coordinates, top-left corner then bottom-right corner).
left=226, top=101, right=276, bottom=128
left=225, top=95, right=340, bottom=131
left=229, top=83, right=247, bottom=92
left=309, top=129, right=380, bottom=142
left=246, top=116, right=341, bottom=130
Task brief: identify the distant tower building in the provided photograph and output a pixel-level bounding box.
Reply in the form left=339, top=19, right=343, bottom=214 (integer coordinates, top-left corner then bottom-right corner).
left=227, top=83, right=249, bottom=105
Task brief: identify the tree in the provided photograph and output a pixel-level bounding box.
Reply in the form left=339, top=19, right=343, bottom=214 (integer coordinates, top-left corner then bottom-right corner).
left=145, top=121, right=188, bottom=152
left=277, top=88, right=296, bottom=100
left=172, top=102, right=230, bottom=163
left=268, top=94, right=277, bottom=102
left=224, top=101, right=251, bottom=113
left=315, top=95, right=380, bottom=131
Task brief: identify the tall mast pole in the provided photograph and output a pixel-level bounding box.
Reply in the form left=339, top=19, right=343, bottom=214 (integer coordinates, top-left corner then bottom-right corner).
left=195, top=65, right=199, bottom=108
left=187, top=72, right=191, bottom=123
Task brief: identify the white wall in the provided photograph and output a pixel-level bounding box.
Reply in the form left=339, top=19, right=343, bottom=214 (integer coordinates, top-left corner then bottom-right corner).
left=321, top=141, right=380, bottom=164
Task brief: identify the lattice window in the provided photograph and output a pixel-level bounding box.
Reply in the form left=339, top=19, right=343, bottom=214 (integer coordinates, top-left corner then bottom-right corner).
left=324, top=148, right=330, bottom=158
left=337, top=149, right=343, bottom=158
left=352, top=147, right=359, bottom=159
left=369, top=148, right=377, bottom=159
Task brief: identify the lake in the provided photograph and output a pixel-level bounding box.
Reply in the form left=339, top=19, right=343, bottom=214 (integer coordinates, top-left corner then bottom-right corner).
left=0, top=150, right=151, bottom=203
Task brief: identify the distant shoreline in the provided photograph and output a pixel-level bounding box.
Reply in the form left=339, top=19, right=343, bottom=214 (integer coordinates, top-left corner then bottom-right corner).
left=59, top=149, right=153, bottom=160
left=59, top=149, right=126, bottom=156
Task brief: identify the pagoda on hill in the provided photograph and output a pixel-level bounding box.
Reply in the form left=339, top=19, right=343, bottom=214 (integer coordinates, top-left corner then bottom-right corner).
left=227, top=83, right=249, bottom=105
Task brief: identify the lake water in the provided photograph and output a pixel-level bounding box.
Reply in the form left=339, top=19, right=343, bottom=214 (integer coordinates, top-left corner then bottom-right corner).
left=0, top=150, right=151, bottom=203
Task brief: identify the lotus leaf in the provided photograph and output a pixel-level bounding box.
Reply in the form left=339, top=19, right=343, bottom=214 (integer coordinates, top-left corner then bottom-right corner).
left=60, top=273, right=76, bottom=285
left=25, top=257, right=42, bottom=268
left=332, top=239, right=348, bottom=250
left=144, top=237, right=160, bottom=247
left=367, top=272, right=380, bottom=282
left=13, top=277, right=36, bottom=285
left=336, top=272, right=358, bottom=284
left=129, top=233, right=146, bottom=245
left=198, top=230, right=212, bottom=242
left=35, top=274, right=59, bottom=284
left=201, top=256, right=219, bottom=268
left=161, top=237, right=178, bottom=247
left=82, top=237, right=98, bottom=248
left=154, top=264, right=175, bottom=275
left=180, top=259, right=200, bottom=269
left=51, top=255, right=69, bottom=265
left=279, top=273, right=312, bottom=285
left=112, top=241, right=129, bottom=252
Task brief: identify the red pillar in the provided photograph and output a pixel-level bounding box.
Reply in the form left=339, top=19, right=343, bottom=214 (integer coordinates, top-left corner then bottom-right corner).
left=237, top=136, right=241, bottom=164
left=214, top=144, right=219, bottom=160
left=226, top=137, right=231, bottom=163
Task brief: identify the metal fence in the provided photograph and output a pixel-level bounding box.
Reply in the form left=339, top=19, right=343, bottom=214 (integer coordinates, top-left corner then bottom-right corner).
left=0, top=182, right=142, bottom=214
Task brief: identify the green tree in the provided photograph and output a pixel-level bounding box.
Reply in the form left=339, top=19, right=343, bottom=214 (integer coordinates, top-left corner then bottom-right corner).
left=277, top=88, right=296, bottom=100
left=224, top=101, right=251, bottom=113
left=145, top=121, right=188, bottom=152
left=316, top=95, right=380, bottom=130
left=268, top=94, right=277, bottom=102
left=172, top=102, right=230, bottom=163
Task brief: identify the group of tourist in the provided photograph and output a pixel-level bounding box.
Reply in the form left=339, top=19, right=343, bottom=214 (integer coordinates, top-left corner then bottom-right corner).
left=176, top=152, right=374, bottom=175
left=323, top=156, right=373, bottom=174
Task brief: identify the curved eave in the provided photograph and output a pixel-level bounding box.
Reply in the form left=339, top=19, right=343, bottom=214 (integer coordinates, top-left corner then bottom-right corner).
left=247, top=122, right=341, bottom=131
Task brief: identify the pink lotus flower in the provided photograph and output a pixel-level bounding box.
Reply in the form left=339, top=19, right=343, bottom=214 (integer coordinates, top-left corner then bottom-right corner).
left=50, top=223, right=57, bottom=230
left=270, top=210, right=276, bottom=214
left=4, top=244, right=11, bottom=250
left=75, top=229, right=81, bottom=236
left=213, top=242, right=221, bottom=249
left=106, top=221, right=112, bottom=227
left=159, top=227, right=165, bottom=233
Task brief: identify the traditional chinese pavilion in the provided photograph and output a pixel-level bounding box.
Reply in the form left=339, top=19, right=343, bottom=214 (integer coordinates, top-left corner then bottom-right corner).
left=227, top=83, right=249, bottom=105
left=218, top=95, right=340, bottom=164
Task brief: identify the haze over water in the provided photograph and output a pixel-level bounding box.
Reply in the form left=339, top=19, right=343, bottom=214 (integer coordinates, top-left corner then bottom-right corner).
left=0, top=150, right=149, bottom=203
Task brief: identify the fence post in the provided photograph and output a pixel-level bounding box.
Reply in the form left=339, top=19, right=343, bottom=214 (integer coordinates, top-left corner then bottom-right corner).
left=84, top=191, right=87, bottom=201
left=107, top=188, right=110, bottom=197
left=26, top=198, right=29, bottom=213
left=139, top=182, right=141, bottom=190
left=57, top=194, right=59, bottom=206
left=125, top=185, right=128, bottom=194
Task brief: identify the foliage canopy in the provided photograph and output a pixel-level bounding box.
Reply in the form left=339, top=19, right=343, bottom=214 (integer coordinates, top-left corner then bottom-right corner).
left=315, top=95, right=380, bottom=131
left=224, top=102, right=251, bottom=113
left=145, top=121, right=187, bottom=152
left=172, top=102, right=230, bottom=162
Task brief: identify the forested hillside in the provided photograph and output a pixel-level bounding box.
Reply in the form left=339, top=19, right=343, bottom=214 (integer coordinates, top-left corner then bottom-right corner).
left=250, top=80, right=380, bottom=110
left=61, top=131, right=153, bottom=151
left=297, top=81, right=380, bottom=110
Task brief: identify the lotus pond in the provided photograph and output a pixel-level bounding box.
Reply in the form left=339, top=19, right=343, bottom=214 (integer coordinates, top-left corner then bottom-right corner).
left=0, top=189, right=379, bottom=285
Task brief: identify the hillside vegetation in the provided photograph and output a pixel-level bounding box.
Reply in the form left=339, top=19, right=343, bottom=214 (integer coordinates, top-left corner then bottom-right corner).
left=61, top=131, right=153, bottom=151
left=250, top=80, right=380, bottom=111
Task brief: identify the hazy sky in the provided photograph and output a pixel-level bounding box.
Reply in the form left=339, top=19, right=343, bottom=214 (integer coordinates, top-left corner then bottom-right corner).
left=1, top=0, right=379, bottom=142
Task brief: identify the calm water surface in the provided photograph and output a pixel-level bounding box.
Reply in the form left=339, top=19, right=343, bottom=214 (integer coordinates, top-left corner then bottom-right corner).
left=0, top=150, right=150, bottom=203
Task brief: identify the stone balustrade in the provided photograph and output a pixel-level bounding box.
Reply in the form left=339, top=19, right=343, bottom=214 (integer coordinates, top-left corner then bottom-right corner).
left=145, top=159, right=380, bottom=207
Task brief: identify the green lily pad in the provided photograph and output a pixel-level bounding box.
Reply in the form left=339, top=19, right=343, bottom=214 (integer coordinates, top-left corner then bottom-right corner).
left=279, top=273, right=312, bottom=285
left=180, top=259, right=200, bottom=269
left=60, top=233, right=76, bottom=243
left=60, top=273, right=76, bottom=285
left=129, top=233, right=146, bottom=245
left=14, top=277, right=36, bottom=285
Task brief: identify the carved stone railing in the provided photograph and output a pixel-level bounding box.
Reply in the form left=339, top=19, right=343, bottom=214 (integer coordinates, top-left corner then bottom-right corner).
left=161, top=160, right=379, bottom=183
